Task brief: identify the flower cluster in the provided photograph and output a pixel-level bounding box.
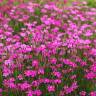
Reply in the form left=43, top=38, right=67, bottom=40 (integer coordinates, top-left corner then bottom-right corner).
left=0, top=0, right=96, bottom=96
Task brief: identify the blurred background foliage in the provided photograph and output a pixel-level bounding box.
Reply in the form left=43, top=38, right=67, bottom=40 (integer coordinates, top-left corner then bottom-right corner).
left=0, top=0, right=96, bottom=8
left=87, top=0, right=96, bottom=7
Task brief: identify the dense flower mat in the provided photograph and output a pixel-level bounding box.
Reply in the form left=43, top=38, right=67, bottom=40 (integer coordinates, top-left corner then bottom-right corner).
left=0, top=1, right=96, bottom=96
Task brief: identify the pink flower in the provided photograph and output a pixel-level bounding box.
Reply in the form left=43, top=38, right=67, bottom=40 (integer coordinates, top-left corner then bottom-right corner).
left=63, top=59, right=77, bottom=68
left=65, top=82, right=78, bottom=94
left=18, top=82, right=31, bottom=90
left=4, top=59, right=13, bottom=66
left=47, top=85, right=55, bottom=92
left=44, top=4, right=50, bottom=9
left=50, top=58, right=57, bottom=64
left=64, top=0, right=67, bottom=4
left=18, top=74, right=23, bottom=80
left=0, top=89, right=2, bottom=93
left=86, top=72, right=96, bottom=79
left=79, top=91, right=86, bottom=96
left=90, top=48, right=96, bottom=56
left=38, top=68, right=44, bottom=75
left=32, top=60, right=39, bottom=67
left=8, top=82, right=16, bottom=88
left=24, top=70, right=37, bottom=77
left=90, top=91, right=96, bottom=96
left=53, top=71, right=61, bottom=78
left=44, top=78, right=51, bottom=83
left=90, top=64, right=96, bottom=72
left=54, top=79, right=61, bottom=84
left=27, top=90, right=33, bottom=96
left=32, top=80, right=39, bottom=87
left=34, top=90, right=42, bottom=96
left=85, top=31, right=93, bottom=36
left=3, top=67, right=12, bottom=77
left=70, top=75, right=76, bottom=80
left=81, top=61, right=87, bottom=66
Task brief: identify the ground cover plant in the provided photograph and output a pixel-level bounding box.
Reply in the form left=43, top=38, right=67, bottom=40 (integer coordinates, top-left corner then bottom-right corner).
left=0, top=0, right=96, bottom=96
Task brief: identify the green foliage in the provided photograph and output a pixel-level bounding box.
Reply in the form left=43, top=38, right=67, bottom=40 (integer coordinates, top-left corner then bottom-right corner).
left=87, top=0, right=96, bottom=7
left=9, top=20, right=25, bottom=35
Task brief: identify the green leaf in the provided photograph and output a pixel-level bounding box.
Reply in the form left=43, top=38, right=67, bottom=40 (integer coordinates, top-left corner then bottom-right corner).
left=40, top=62, right=44, bottom=66
left=35, top=8, right=41, bottom=15
left=2, top=91, right=7, bottom=96
left=13, top=69, right=20, bottom=77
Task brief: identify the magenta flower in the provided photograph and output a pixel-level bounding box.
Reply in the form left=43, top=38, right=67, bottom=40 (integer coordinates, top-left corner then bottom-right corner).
left=79, top=91, right=86, bottom=96
left=90, top=64, right=96, bottom=72
left=90, top=91, right=96, bottom=96
left=34, top=90, right=42, bottom=96
left=86, top=72, right=96, bottom=79
left=18, top=82, right=31, bottom=90
left=53, top=71, right=61, bottom=78
left=63, top=59, right=77, bottom=68
left=24, top=70, right=37, bottom=77
left=38, top=68, right=44, bottom=75
left=32, top=60, right=39, bottom=67
left=18, top=74, right=23, bottom=80
left=27, top=90, right=33, bottom=96
left=47, top=85, right=55, bottom=92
